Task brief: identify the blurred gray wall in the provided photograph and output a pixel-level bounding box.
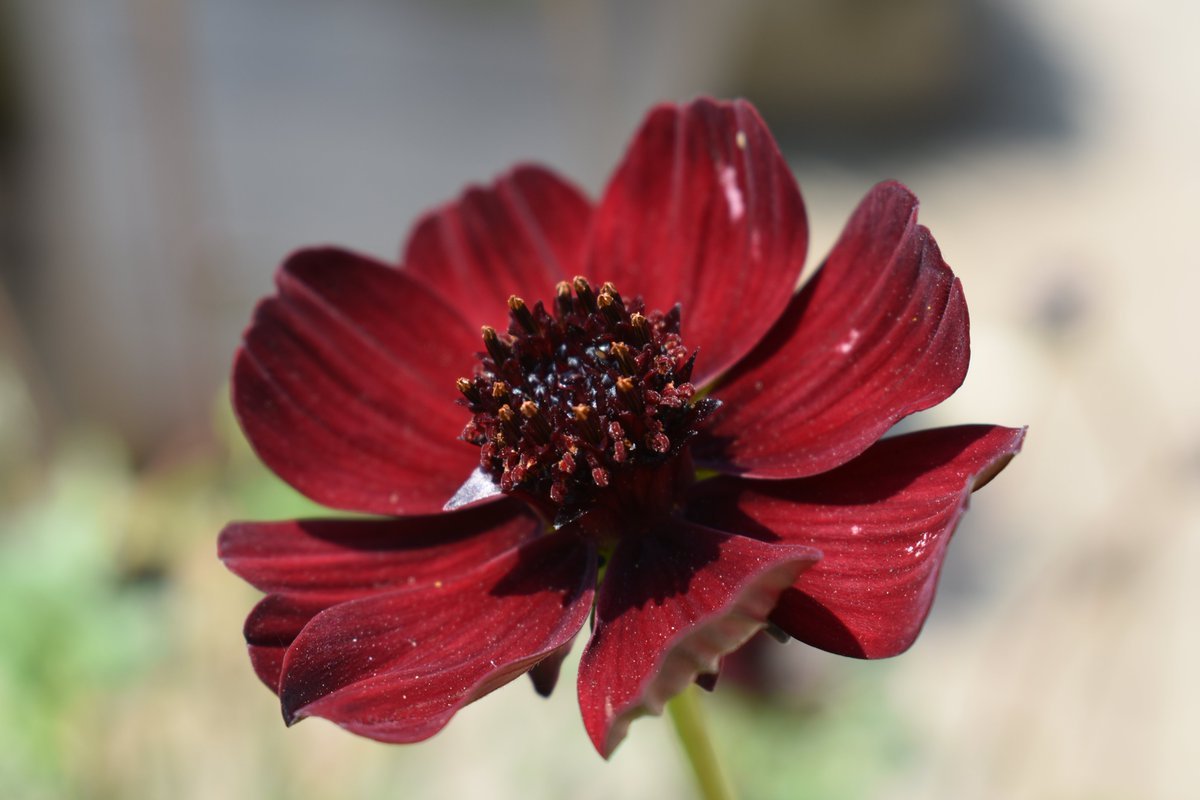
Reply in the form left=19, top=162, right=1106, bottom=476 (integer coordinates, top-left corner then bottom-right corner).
left=3, top=0, right=1047, bottom=452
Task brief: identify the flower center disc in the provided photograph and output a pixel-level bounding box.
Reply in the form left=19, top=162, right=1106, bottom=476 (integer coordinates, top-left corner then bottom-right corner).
left=458, top=277, right=719, bottom=527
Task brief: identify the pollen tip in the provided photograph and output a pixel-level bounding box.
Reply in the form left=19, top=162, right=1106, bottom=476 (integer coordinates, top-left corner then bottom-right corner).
left=480, top=324, right=511, bottom=363
left=572, top=403, right=601, bottom=444
left=615, top=375, right=642, bottom=412
left=611, top=341, right=635, bottom=374
left=599, top=281, right=623, bottom=304
left=630, top=311, right=650, bottom=344
left=520, top=399, right=539, bottom=418
left=508, top=294, right=539, bottom=333
left=572, top=276, right=597, bottom=311
left=498, top=404, right=515, bottom=423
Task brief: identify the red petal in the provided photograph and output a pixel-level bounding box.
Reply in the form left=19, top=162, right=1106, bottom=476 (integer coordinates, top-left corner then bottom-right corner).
left=219, top=501, right=537, bottom=595
left=219, top=500, right=541, bottom=689
left=696, top=181, right=969, bottom=478
left=587, top=98, right=808, bottom=387
left=687, top=425, right=1025, bottom=659
left=402, top=165, right=593, bottom=327
left=278, top=532, right=596, bottom=743
left=243, top=593, right=336, bottom=690
left=233, top=247, right=481, bottom=515
left=576, top=521, right=819, bottom=757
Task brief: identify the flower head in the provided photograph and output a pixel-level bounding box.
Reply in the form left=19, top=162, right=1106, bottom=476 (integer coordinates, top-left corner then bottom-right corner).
left=219, top=98, right=1023, bottom=757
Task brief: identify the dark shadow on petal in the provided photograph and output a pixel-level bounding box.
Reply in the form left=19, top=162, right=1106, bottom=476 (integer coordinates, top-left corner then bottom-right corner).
left=694, top=265, right=825, bottom=472
left=688, top=424, right=992, bottom=544
left=769, top=589, right=866, bottom=658
left=593, top=523, right=723, bottom=619
left=487, top=530, right=597, bottom=608
left=289, top=512, right=489, bottom=553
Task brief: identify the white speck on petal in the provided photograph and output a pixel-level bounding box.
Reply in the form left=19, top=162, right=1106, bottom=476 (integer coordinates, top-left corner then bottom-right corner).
left=850, top=525, right=862, bottom=535
left=836, top=328, right=861, bottom=354
left=719, top=165, right=744, bottom=221
left=906, top=531, right=933, bottom=556
left=735, top=130, right=747, bottom=149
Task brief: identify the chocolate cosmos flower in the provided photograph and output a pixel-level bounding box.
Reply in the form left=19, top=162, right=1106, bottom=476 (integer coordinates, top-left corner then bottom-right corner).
left=219, top=98, right=1024, bottom=757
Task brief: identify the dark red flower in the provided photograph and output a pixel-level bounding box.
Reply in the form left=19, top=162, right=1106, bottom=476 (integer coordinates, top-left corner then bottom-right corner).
left=219, top=98, right=1023, bottom=758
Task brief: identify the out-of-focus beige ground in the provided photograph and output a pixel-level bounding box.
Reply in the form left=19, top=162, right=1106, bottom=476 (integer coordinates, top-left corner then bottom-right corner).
left=1, top=0, right=1197, bottom=798
left=871, top=2, right=1200, bottom=796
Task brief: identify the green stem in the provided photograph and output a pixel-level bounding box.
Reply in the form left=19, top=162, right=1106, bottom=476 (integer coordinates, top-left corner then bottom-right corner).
left=666, top=686, right=737, bottom=800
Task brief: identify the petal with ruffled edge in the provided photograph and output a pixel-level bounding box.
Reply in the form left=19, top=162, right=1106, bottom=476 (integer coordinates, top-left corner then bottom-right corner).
left=587, top=98, right=808, bottom=388
left=576, top=522, right=819, bottom=757
left=234, top=248, right=482, bottom=515
left=219, top=499, right=540, bottom=689
left=403, top=165, right=593, bottom=328
left=687, top=425, right=1025, bottom=659
left=277, top=531, right=596, bottom=743
left=695, top=182, right=969, bottom=478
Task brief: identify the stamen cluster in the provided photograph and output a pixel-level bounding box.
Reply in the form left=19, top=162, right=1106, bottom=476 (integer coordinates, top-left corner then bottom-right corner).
left=458, top=277, right=719, bottom=520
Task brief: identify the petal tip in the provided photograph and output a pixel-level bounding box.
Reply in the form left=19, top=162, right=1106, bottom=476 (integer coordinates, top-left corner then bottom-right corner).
left=578, top=529, right=819, bottom=758
left=970, top=425, right=1027, bottom=491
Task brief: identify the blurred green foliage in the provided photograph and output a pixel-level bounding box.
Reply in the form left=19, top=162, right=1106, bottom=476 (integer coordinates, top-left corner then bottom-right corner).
left=714, top=674, right=914, bottom=800
left=0, top=436, right=161, bottom=794
left=0, top=376, right=321, bottom=799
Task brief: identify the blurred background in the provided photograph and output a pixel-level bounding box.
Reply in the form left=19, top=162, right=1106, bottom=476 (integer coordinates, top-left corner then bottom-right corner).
left=1, top=0, right=1196, bottom=798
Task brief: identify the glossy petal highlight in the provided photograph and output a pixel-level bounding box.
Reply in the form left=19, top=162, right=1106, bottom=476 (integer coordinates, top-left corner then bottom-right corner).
left=588, top=98, right=808, bottom=387
left=696, top=181, right=969, bottom=478
left=687, top=425, right=1025, bottom=658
